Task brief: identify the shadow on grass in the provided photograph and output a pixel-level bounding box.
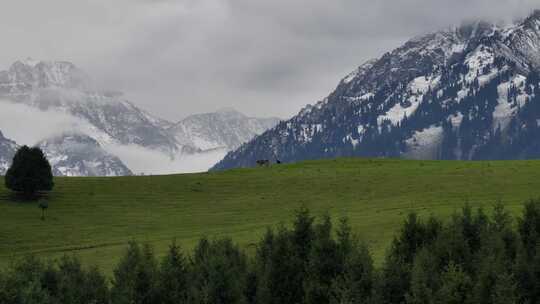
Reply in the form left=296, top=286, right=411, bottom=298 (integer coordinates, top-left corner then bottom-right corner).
left=0, top=191, right=51, bottom=204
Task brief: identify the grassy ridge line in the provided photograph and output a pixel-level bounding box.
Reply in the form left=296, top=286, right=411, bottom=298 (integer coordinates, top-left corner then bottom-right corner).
left=0, top=158, right=539, bottom=274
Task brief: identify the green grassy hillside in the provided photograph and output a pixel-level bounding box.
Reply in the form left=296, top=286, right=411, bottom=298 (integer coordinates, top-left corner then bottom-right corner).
left=1, top=158, right=540, bottom=273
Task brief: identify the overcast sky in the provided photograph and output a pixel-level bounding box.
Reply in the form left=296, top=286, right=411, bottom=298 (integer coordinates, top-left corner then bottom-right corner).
left=0, top=0, right=538, bottom=121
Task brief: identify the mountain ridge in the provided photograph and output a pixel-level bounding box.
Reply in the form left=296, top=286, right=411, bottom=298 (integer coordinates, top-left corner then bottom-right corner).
left=213, top=10, right=540, bottom=170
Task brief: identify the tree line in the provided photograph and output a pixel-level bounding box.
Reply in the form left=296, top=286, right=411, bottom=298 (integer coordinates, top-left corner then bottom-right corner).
left=4, top=201, right=540, bottom=304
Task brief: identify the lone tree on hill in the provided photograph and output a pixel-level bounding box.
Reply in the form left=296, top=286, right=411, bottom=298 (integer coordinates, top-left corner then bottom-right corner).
left=5, top=146, right=54, bottom=197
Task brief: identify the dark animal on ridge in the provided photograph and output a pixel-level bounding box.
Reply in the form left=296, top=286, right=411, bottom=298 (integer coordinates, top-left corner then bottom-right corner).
left=256, top=160, right=270, bottom=167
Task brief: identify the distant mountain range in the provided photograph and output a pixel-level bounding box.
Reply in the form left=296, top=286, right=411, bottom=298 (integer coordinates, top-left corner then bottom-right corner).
left=0, top=59, right=279, bottom=176
left=213, top=10, right=540, bottom=170
left=170, top=108, right=279, bottom=152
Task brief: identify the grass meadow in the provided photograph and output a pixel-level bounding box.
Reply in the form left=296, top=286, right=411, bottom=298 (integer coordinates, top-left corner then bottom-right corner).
left=1, top=158, right=539, bottom=274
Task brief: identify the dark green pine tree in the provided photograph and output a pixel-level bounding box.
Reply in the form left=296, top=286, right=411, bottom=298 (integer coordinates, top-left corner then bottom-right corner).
left=189, top=238, right=248, bottom=304
left=330, top=242, right=374, bottom=304
left=5, top=146, right=54, bottom=197
left=435, top=263, right=472, bottom=304
left=330, top=218, right=374, bottom=304
left=0, top=256, right=50, bottom=304
left=52, top=256, right=109, bottom=304
left=406, top=248, right=439, bottom=304
left=380, top=213, right=431, bottom=304
left=110, top=242, right=160, bottom=304
left=492, top=271, right=518, bottom=304
left=305, top=214, right=340, bottom=304
left=515, top=200, right=540, bottom=303
left=159, top=242, right=189, bottom=304
left=254, top=207, right=316, bottom=304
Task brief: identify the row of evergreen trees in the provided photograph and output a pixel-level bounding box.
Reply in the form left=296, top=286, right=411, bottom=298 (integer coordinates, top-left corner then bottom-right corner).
left=4, top=201, right=540, bottom=304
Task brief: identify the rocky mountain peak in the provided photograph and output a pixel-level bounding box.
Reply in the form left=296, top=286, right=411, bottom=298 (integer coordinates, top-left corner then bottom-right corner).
left=3, top=59, right=89, bottom=92
left=456, top=20, right=497, bottom=41
left=521, top=11, right=540, bottom=39
left=525, top=9, right=540, bottom=24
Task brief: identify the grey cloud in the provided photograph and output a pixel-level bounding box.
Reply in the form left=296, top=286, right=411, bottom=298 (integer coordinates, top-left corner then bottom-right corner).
left=0, top=100, right=89, bottom=145
left=0, top=0, right=538, bottom=120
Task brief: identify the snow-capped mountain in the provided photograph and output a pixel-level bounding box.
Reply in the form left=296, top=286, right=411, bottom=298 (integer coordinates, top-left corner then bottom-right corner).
left=0, top=59, right=279, bottom=175
left=0, top=59, right=179, bottom=155
left=213, top=10, right=540, bottom=170
left=38, top=134, right=132, bottom=177
left=169, top=108, right=280, bottom=152
left=0, top=131, right=17, bottom=174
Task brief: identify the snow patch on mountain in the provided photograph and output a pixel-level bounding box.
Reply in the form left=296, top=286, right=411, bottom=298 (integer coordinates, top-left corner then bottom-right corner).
left=449, top=112, right=464, bottom=127
left=378, top=102, right=416, bottom=126
left=378, top=75, right=441, bottom=125
left=410, top=76, right=439, bottom=94
left=405, top=125, right=443, bottom=159
left=465, top=46, right=496, bottom=84
left=493, top=74, right=529, bottom=129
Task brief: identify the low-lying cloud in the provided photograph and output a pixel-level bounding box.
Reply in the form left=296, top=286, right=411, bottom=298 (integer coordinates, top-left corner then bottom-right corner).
left=0, top=100, right=85, bottom=145
left=105, top=144, right=227, bottom=175
left=0, top=99, right=225, bottom=174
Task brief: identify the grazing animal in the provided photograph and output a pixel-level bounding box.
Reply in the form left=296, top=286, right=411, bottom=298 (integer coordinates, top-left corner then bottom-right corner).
left=256, top=160, right=270, bottom=167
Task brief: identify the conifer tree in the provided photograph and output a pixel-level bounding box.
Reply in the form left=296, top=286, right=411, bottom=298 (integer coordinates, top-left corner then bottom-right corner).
left=305, top=214, right=339, bottom=304
left=406, top=248, right=438, bottom=304
left=330, top=242, right=374, bottom=304
left=159, top=242, right=189, bottom=304
left=5, top=146, right=53, bottom=197
left=111, top=242, right=159, bottom=304
left=190, top=238, right=248, bottom=304
left=493, top=271, right=517, bottom=304
left=435, top=263, right=472, bottom=304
